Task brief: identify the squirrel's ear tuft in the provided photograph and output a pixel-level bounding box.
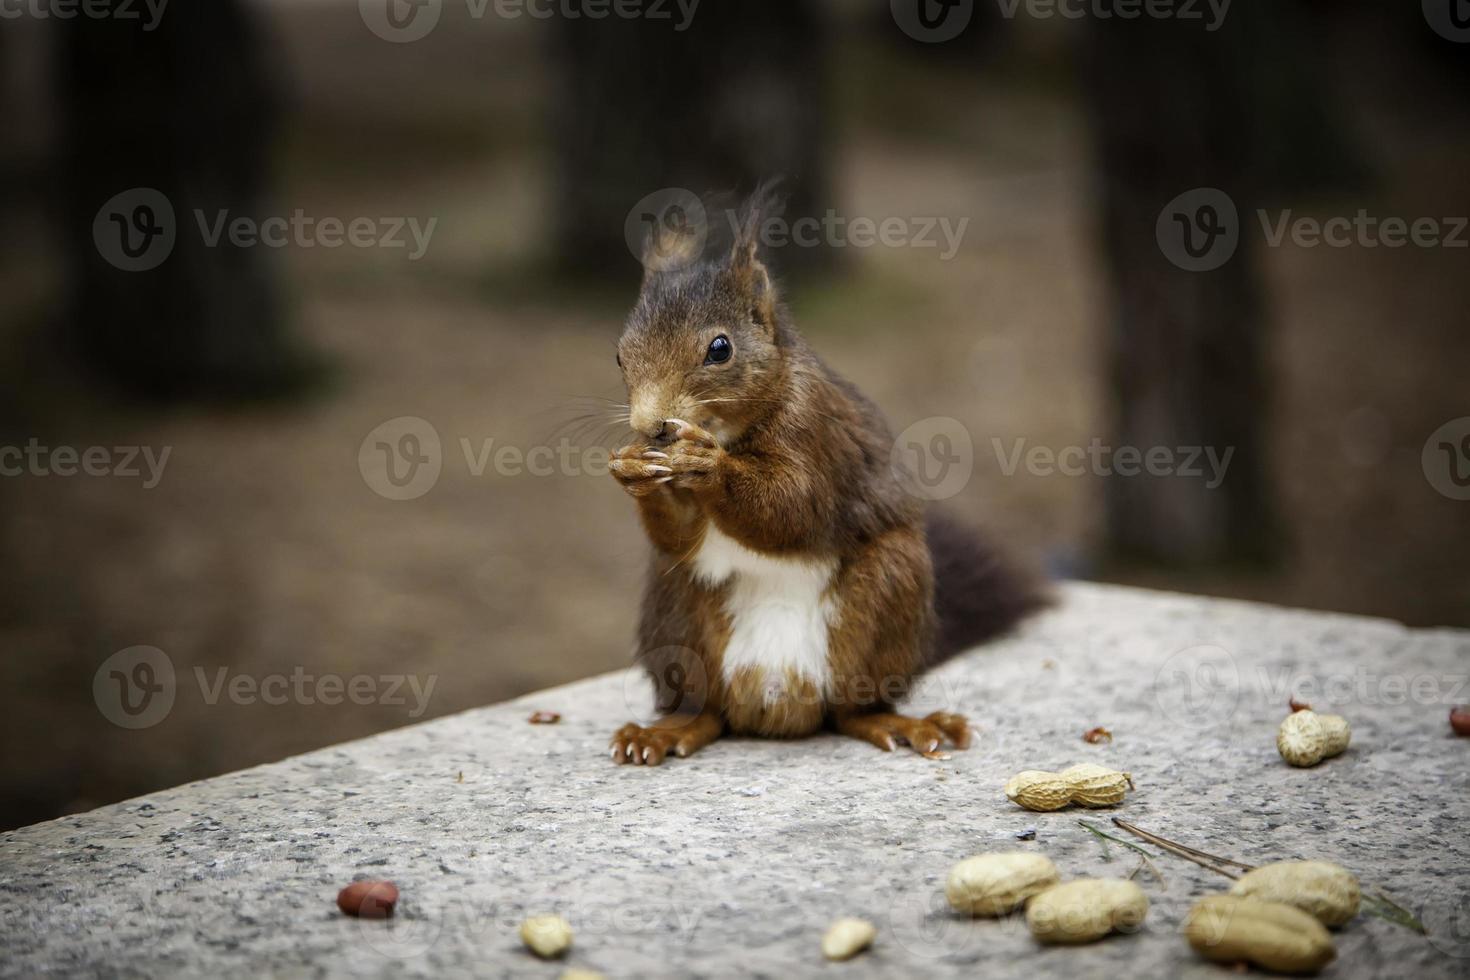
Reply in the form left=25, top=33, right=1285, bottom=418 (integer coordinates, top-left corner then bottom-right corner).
left=729, top=179, right=784, bottom=325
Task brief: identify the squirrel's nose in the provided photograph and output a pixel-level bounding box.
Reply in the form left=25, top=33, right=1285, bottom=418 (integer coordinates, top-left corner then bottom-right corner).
left=630, top=411, right=667, bottom=442
left=630, top=392, right=673, bottom=442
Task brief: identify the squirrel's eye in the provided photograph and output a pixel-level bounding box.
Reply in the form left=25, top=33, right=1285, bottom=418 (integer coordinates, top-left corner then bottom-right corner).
left=704, top=335, right=732, bottom=365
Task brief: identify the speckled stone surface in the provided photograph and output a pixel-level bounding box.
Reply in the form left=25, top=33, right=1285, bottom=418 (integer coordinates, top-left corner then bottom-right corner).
left=3, top=583, right=1468, bottom=979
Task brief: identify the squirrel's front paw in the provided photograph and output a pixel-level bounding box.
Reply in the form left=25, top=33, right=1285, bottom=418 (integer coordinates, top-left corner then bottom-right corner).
left=610, top=712, right=723, bottom=765
left=608, top=723, right=695, bottom=766
left=662, top=418, right=724, bottom=494
left=609, top=444, right=673, bottom=497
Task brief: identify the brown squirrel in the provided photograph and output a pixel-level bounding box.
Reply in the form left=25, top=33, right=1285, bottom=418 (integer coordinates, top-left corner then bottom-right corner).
left=608, top=187, right=1046, bottom=765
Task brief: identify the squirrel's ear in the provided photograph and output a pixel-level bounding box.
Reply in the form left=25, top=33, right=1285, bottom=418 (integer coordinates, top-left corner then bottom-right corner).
left=729, top=180, right=783, bottom=326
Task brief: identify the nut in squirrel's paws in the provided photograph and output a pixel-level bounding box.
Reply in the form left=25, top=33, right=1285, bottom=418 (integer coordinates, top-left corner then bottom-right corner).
left=609, top=444, right=674, bottom=497
left=660, top=418, right=724, bottom=493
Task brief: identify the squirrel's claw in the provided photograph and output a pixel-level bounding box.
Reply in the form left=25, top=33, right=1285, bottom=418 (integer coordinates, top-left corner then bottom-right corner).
left=610, top=444, right=678, bottom=497
left=836, top=711, right=971, bottom=759
left=609, top=718, right=720, bottom=766
left=661, top=430, right=723, bottom=493
left=609, top=722, right=676, bottom=766
left=924, top=710, right=972, bottom=750
left=664, top=418, right=717, bottom=448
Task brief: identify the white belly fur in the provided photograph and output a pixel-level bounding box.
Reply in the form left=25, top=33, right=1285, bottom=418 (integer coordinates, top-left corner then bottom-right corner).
left=691, top=524, right=838, bottom=697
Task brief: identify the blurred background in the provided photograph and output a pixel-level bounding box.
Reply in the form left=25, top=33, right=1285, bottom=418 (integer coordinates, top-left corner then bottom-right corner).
left=1, top=0, right=1467, bottom=831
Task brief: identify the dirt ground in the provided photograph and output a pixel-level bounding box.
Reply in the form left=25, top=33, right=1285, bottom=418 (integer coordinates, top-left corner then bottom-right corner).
left=1, top=5, right=1467, bottom=830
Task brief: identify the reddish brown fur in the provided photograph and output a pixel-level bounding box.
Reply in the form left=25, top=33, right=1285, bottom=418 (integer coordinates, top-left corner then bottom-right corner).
left=607, top=188, right=1044, bottom=766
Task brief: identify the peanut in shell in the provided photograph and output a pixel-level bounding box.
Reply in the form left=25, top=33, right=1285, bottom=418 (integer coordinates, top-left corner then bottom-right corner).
left=1317, top=714, right=1351, bottom=758
left=1025, top=878, right=1149, bottom=944
left=1277, top=711, right=1329, bottom=767
left=945, top=852, right=1060, bottom=917
left=1229, top=860, right=1360, bottom=928
left=520, top=915, right=573, bottom=959
left=820, top=917, right=877, bottom=960
left=1185, top=895, right=1335, bottom=974
left=1004, top=771, right=1073, bottom=812
left=1060, top=763, right=1132, bottom=807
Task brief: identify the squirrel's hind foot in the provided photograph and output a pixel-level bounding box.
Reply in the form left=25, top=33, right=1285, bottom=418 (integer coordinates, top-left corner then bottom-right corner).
left=836, top=711, right=971, bottom=759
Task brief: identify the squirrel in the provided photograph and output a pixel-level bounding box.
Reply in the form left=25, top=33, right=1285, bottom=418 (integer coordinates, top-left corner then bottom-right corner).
left=607, top=186, right=1047, bottom=765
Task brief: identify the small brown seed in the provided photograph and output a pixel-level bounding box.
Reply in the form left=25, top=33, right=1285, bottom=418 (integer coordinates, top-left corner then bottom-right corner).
left=521, top=915, right=573, bottom=959
left=336, top=880, right=398, bottom=919
left=1185, top=895, right=1335, bottom=974
left=820, top=918, right=877, bottom=961
left=945, top=852, right=1060, bottom=917
left=1450, top=705, right=1470, bottom=736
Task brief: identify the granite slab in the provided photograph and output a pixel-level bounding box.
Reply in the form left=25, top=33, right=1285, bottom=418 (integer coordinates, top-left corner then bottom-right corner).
left=2, top=583, right=1467, bottom=978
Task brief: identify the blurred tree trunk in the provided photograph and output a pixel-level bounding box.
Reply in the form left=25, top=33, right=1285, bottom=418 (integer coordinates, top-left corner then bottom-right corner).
left=1083, top=16, right=1278, bottom=567
left=550, top=2, right=831, bottom=279
left=57, top=3, right=314, bottom=402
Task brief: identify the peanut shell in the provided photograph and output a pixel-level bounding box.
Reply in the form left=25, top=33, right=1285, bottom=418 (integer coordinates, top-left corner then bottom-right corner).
left=945, top=852, right=1060, bottom=917
left=1026, top=879, right=1149, bottom=944
left=520, top=915, right=573, bottom=959
left=820, top=917, right=877, bottom=961
left=1316, top=714, right=1351, bottom=758
left=1277, top=711, right=1328, bottom=767
left=1229, top=860, right=1360, bottom=927
left=1004, top=771, right=1073, bottom=812
left=1185, top=895, right=1335, bottom=974
left=1060, top=763, right=1132, bottom=807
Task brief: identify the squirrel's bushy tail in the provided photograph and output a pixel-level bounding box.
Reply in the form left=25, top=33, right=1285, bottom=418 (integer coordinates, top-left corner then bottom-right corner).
left=926, top=510, right=1051, bottom=665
